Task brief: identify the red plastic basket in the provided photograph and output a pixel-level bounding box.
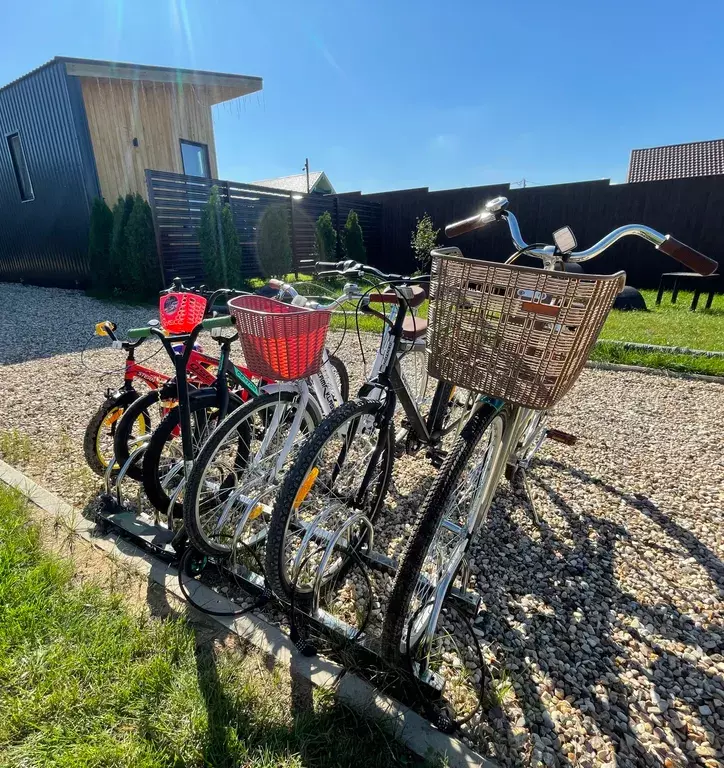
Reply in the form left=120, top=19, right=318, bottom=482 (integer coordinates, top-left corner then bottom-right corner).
left=159, top=292, right=207, bottom=334
left=227, top=295, right=332, bottom=381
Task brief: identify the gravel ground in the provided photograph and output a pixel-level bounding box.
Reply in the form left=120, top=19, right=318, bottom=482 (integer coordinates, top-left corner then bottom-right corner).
left=1, top=282, right=723, bottom=767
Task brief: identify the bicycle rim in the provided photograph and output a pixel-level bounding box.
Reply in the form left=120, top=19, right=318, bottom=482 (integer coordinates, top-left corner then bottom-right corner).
left=186, top=391, right=318, bottom=556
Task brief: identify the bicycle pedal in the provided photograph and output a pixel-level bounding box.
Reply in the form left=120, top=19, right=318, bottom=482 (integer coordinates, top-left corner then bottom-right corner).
left=546, top=428, right=577, bottom=446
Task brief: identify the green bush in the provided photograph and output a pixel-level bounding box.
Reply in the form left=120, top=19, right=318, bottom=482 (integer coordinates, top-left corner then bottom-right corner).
left=342, top=209, right=366, bottom=263
left=109, top=194, right=135, bottom=293
left=314, top=210, right=337, bottom=261
left=257, top=204, right=292, bottom=277
left=87, top=197, right=113, bottom=291
left=125, top=194, right=161, bottom=299
left=198, top=186, right=242, bottom=288
left=411, top=213, right=440, bottom=271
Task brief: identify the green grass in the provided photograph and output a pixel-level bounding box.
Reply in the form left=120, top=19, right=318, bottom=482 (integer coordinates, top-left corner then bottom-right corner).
left=0, top=485, right=428, bottom=768
left=596, top=289, right=724, bottom=375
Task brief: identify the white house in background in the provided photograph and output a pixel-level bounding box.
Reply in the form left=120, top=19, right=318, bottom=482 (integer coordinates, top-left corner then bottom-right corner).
left=252, top=171, right=336, bottom=195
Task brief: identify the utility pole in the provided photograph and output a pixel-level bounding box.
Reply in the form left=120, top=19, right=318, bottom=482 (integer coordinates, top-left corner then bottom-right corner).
left=303, top=158, right=310, bottom=193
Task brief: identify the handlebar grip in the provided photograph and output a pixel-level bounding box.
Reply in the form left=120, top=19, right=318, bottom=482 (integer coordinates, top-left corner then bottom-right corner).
left=315, top=261, right=339, bottom=270
left=657, top=236, right=718, bottom=276
left=445, top=210, right=497, bottom=238
left=202, top=315, right=235, bottom=330
left=127, top=326, right=152, bottom=339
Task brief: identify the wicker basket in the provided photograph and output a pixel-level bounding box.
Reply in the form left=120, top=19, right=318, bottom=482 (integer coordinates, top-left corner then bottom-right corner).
left=427, top=248, right=625, bottom=410
left=228, top=295, right=332, bottom=381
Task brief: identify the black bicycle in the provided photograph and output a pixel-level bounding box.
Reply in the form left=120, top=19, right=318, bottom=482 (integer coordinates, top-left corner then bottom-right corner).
left=263, top=260, right=473, bottom=603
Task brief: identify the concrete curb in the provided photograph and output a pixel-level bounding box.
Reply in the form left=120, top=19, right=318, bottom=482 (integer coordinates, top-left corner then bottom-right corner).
left=596, top=339, right=724, bottom=358
left=0, top=459, right=496, bottom=768
left=585, top=360, right=724, bottom=385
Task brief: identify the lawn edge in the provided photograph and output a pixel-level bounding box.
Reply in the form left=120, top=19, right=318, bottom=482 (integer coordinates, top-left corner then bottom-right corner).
left=0, top=458, right=495, bottom=768
left=585, top=360, right=724, bottom=384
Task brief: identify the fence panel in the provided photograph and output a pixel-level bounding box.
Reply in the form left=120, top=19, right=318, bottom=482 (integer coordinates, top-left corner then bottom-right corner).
left=146, top=170, right=382, bottom=284
left=347, top=177, right=724, bottom=288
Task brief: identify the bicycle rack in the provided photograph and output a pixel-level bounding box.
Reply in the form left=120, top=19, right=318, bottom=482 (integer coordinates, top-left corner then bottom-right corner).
left=95, top=443, right=179, bottom=561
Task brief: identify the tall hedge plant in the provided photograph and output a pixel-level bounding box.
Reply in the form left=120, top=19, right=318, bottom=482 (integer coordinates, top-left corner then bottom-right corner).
left=198, top=186, right=242, bottom=289
left=342, top=210, right=365, bottom=263
left=257, top=205, right=292, bottom=278
left=87, top=197, right=113, bottom=292
left=125, top=194, right=161, bottom=299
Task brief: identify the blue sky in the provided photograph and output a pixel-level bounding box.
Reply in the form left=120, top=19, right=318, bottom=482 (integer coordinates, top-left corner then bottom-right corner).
left=3, top=0, right=724, bottom=193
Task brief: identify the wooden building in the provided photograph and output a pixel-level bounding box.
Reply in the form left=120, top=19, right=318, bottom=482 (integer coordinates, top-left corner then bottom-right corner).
left=0, top=56, right=261, bottom=285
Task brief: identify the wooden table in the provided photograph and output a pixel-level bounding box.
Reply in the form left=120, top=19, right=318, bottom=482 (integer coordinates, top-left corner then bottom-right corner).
left=656, top=272, right=720, bottom=311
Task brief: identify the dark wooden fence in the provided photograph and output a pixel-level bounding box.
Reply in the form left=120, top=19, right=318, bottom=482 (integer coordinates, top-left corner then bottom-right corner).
left=146, top=170, right=381, bottom=284
left=345, top=176, right=724, bottom=288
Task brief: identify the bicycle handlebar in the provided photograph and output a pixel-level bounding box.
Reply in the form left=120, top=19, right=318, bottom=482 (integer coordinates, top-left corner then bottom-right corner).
left=445, top=210, right=496, bottom=238
left=445, top=198, right=718, bottom=275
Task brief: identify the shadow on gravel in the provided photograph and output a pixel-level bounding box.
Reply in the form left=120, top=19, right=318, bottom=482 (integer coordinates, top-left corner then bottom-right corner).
left=470, top=457, right=722, bottom=767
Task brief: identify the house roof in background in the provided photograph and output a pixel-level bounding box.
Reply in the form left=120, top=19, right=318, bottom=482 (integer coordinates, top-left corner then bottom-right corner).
left=627, top=139, right=724, bottom=183
left=252, top=171, right=336, bottom=194
left=0, top=57, right=262, bottom=103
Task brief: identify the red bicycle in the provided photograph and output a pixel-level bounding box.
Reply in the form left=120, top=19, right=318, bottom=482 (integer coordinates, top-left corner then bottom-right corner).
left=83, top=308, right=259, bottom=478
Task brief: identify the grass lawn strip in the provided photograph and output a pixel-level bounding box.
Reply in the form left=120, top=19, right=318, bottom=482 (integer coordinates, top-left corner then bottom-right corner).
left=0, top=484, right=428, bottom=768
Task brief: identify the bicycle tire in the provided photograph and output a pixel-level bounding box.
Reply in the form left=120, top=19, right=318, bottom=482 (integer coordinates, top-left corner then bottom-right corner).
left=83, top=390, right=139, bottom=477
left=327, top=353, right=350, bottom=402
left=265, top=398, right=394, bottom=603
left=142, top=388, right=241, bottom=517
left=380, top=402, right=506, bottom=660
left=113, top=387, right=171, bottom=482
left=183, top=390, right=321, bottom=557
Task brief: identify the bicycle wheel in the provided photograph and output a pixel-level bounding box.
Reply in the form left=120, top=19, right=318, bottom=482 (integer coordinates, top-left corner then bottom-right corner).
left=265, top=398, right=394, bottom=603
left=327, top=353, right=350, bottom=403
left=142, top=388, right=240, bottom=518
left=381, top=402, right=507, bottom=660
left=183, top=391, right=321, bottom=557
left=113, top=388, right=173, bottom=482
left=83, top=390, right=140, bottom=477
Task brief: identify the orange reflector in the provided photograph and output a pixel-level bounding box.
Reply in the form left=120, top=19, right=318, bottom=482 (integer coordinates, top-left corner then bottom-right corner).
left=102, top=409, right=123, bottom=427
left=248, top=503, right=264, bottom=521
left=95, top=322, right=110, bottom=337
left=448, top=386, right=457, bottom=401
left=293, top=467, right=319, bottom=510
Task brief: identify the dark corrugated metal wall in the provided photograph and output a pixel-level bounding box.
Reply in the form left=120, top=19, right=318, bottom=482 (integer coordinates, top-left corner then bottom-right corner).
left=0, top=61, right=99, bottom=287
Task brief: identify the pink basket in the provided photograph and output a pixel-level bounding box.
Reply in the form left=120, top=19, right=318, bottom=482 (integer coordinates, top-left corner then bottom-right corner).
left=227, top=295, right=332, bottom=381
left=159, top=292, right=207, bottom=334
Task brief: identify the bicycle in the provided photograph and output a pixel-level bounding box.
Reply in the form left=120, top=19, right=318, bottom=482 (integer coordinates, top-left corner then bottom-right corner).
left=131, top=280, right=350, bottom=521
left=379, top=195, right=718, bottom=672
left=180, top=278, right=368, bottom=559
left=89, top=283, right=262, bottom=489
left=262, top=261, right=474, bottom=604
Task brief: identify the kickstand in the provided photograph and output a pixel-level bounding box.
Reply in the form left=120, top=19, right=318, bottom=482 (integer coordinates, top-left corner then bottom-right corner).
left=517, top=467, right=541, bottom=527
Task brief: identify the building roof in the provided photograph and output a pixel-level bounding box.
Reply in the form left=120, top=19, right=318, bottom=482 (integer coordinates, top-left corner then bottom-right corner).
left=0, top=57, right=262, bottom=104
left=627, top=139, right=724, bottom=183
left=252, top=171, right=336, bottom=194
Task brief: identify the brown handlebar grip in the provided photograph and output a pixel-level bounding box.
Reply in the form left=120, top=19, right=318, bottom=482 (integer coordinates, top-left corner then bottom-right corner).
left=445, top=211, right=496, bottom=238
left=657, top=236, right=718, bottom=276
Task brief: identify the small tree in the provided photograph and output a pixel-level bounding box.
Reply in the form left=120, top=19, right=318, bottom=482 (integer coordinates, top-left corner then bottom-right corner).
left=87, top=197, right=113, bottom=293
left=314, top=211, right=337, bottom=261
left=125, top=194, right=161, bottom=299
left=257, top=204, right=292, bottom=277
left=342, top=210, right=365, bottom=263
left=198, top=186, right=242, bottom=289
left=109, top=193, right=135, bottom=294
left=411, top=213, right=440, bottom=271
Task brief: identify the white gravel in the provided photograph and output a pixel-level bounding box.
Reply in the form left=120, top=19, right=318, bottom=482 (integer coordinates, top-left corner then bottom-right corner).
left=1, top=282, right=723, bottom=767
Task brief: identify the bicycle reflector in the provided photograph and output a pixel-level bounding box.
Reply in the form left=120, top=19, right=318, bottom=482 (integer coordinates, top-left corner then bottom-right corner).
left=95, top=321, right=115, bottom=336
left=293, top=467, right=319, bottom=510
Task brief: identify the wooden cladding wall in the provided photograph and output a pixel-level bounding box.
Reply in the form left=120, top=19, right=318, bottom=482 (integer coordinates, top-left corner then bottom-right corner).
left=146, top=170, right=382, bottom=284
left=80, top=78, right=218, bottom=204
left=348, top=176, right=724, bottom=288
